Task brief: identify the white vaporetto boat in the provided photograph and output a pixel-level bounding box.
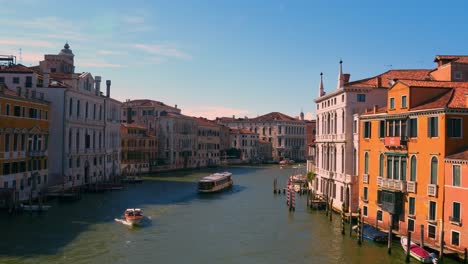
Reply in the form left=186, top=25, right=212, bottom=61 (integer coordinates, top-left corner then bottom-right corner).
left=198, top=172, right=233, bottom=193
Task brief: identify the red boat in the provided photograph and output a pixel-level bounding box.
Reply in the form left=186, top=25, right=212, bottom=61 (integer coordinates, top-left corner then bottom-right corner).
left=401, top=236, right=437, bottom=263
left=124, top=208, right=143, bottom=225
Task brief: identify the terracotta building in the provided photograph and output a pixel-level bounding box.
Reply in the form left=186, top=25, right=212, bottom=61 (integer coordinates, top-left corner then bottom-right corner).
left=195, top=118, right=221, bottom=167
left=121, top=123, right=157, bottom=175
left=229, top=129, right=259, bottom=163
left=0, top=83, right=50, bottom=204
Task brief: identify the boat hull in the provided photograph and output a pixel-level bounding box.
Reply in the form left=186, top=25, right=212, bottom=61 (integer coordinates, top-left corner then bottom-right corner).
left=125, top=216, right=143, bottom=225
left=401, top=236, right=434, bottom=263
left=198, top=180, right=233, bottom=193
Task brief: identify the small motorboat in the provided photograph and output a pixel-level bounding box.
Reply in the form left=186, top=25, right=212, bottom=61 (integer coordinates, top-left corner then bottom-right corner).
left=401, top=236, right=437, bottom=263
left=352, top=224, right=388, bottom=243
left=124, top=208, right=144, bottom=226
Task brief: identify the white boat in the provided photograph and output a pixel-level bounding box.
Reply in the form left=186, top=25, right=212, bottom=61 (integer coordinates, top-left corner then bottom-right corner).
left=20, top=204, right=51, bottom=212
left=124, top=208, right=144, bottom=226
left=401, top=236, right=437, bottom=263
left=198, top=172, right=233, bottom=193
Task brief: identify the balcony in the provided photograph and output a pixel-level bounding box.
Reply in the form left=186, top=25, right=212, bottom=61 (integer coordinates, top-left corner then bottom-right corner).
left=407, top=181, right=416, bottom=193
left=377, top=176, right=383, bottom=187
left=27, top=150, right=47, bottom=157
left=362, top=174, right=369, bottom=184
left=427, top=184, right=438, bottom=197
left=379, top=177, right=407, bottom=192
left=449, top=216, right=462, bottom=226
left=384, top=136, right=407, bottom=148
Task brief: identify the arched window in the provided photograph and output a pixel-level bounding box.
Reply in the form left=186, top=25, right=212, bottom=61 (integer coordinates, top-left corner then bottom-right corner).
left=364, top=152, right=369, bottom=174
left=430, top=157, right=438, bottom=184
left=410, top=156, right=417, bottom=181
left=379, top=154, right=384, bottom=176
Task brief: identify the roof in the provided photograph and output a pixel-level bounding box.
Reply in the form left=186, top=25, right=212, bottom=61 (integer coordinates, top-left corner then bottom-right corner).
left=123, top=99, right=179, bottom=111
left=195, top=118, right=219, bottom=127
left=434, top=55, right=468, bottom=64
left=252, top=112, right=300, bottom=122
left=0, top=64, right=34, bottom=74
left=446, top=148, right=468, bottom=161
left=345, top=69, right=432, bottom=89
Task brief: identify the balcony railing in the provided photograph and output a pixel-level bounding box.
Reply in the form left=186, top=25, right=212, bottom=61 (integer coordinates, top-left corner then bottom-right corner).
left=384, top=136, right=407, bottom=148
left=377, top=176, right=383, bottom=187
left=379, top=177, right=407, bottom=192
left=27, top=150, right=47, bottom=157
left=449, top=216, right=462, bottom=226
left=427, top=184, right=438, bottom=197
left=406, top=181, right=416, bottom=193
left=362, top=174, right=369, bottom=184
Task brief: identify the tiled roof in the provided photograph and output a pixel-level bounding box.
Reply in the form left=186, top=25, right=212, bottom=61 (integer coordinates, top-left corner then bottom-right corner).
left=195, top=117, right=219, bottom=127
left=0, top=64, right=34, bottom=73
left=434, top=55, right=468, bottom=64
left=346, top=69, right=432, bottom=88
left=411, top=89, right=454, bottom=110
left=446, top=148, right=468, bottom=161
left=398, top=79, right=468, bottom=89
left=123, top=99, right=179, bottom=111
left=252, top=112, right=300, bottom=122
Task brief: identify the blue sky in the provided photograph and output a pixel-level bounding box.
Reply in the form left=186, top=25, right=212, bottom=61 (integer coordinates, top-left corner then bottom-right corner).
left=1, top=0, right=467, bottom=119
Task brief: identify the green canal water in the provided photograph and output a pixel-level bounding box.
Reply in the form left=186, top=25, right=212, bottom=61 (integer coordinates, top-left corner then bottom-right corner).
left=0, top=166, right=458, bottom=264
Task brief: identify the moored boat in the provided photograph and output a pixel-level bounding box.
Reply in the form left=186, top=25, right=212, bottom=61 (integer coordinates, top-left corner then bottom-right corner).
left=198, top=172, right=233, bottom=193
left=124, top=208, right=144, bottom=225
left=20, top=204, right=52, bottom=212
left=352, top=224, right=388, bottom=243
left=401, top=236, right=437, bottom=263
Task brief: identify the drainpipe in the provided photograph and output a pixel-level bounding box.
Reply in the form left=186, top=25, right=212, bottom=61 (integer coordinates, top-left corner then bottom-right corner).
left=440, top=181, right=446, bottom=259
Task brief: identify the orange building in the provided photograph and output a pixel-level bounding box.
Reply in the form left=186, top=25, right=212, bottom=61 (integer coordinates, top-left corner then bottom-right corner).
left=121, top=123, right=157, bottom=175
left=358, top=77, right=468, bottom=253
left=0, top=84, right=50, bottom=205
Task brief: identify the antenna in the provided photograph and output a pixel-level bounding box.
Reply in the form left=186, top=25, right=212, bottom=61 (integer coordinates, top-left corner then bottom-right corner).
left=19, top=48, right=22, bottom=64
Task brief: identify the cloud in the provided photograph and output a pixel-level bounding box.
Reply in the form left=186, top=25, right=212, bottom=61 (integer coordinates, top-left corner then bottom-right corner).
left=0, top=39, right=54, bottom=48
left=20, top=52, right=43, bottom=65
left=304, top=112, right=316, bottom=120
left=96, top=50, right=128, bottom=55
left=183, top=106, right=250, bottom=119
left=77, top=59, right=125, bottom=68
left=134, top=44, right=192, bottom=60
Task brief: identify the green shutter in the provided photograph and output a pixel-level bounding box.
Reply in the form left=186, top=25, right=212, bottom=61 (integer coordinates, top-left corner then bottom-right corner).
left=410, top=156, right=416, bottom=181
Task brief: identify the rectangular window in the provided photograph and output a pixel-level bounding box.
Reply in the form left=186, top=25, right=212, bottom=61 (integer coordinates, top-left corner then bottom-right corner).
left=408, top=218, right=415, bottom=232
left=21, top=106, right=25, bottom=117
left=452, top=231, right=460, bottom=246
left=452, top=202, right=461, bottom=222
left=353, top=120, right=357, bottom=134
left=363, top=121, right=371, bottom=139
left=409, top=118, right=418, bottom=138
left=401, top=95, right=407, bottom=108
left=429, top=201, right=436, bottom=221
left=447, top=118, right=462, bottom=138
left=25, top=76, right=32, bottom=87
left=377, top=190, right=382, bottom=204
left=13, top=134, right=18, bottom=151
left=0, top=77, right=5, bottom=83
left=390, top=98, right=395, bottom=110
left=379, top=120, right=385, bottom=138
left=357, top=94, right=366, bottom=102
left=428, top=116, right=439, bottom=137
left=13, top=106, right=20, bottom=117
left=409, top=197, right=415, bottom=215
left=363, top=187, right=368, bottom=201
left=453, top=165, right=461, bottom=187
left=4, top=134, right=10, bottom=152
left=377, top=210, right=383, bottom=221
left=13, top=77, right=19, bottom=84
left=363, top=206, right=368, bottom=216
left=428, top=224, right=436, bottom=239
left=6, top=104, right=10, bottom=115
left=455, top=71, right=462, bottom=80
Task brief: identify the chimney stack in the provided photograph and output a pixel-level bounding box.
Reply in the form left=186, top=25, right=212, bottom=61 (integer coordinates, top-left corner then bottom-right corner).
left=106, top=80, right=111, bottom=97
left=373, top=105, right=378, bottom=114
left=175, top=104, right=177, bottom=109
left=233, top=115, right=235, bottom=119
left=95, top=76, right=101, bottom=96
left=343, top=73, right=351, bottom=84
left=43, top=69, right=50, bottom=88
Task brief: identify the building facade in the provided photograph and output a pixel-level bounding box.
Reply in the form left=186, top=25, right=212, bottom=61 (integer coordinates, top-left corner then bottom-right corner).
left=229, top=129, right=259, bottom=162
left=121, top=123, right=157, bottom=175
left=0, top=84, right=50, bottom=203
left=313, top=62, right=432, bottom=213
left=195, top=118, right=221, bottom=167
left=218, top=112, right=306, bottom=162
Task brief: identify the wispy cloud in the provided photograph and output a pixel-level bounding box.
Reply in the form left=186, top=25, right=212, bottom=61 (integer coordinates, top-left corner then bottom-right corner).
left=134, top=44, right=192, bottom=60
left=78, top=59, right=125, bottom=68
left=0, top=39, right=55, bottom=48
left=183, top=106, right=250, bottom=119
left=96, top=50, right=128, bottom=56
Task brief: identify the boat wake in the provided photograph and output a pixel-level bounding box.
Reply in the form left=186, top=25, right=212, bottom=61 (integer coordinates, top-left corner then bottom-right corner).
left=115, top=216, right=152, bottom=227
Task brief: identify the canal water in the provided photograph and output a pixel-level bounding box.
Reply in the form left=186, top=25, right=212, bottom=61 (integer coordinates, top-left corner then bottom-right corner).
left=0, top=166, right=458, bottom=264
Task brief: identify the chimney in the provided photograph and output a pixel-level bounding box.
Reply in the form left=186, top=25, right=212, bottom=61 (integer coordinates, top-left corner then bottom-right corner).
left=373, top=105, right=378, bottom=114
left=43, top=69, right=50, bottom=88
left=106, top=80, right=111, bottom=97
left=343, top=73, right=351, bottom=84
left=232, top=115, right=235, bottom=119
left=127, top=107, right=133, bottom=124
left=175, top=104, right=177, bottom=109
left=16, top=86, right=22, bottom=96
left=376, top=76, right=382, bottom=87
left=95, top=76, right=101, bottom=96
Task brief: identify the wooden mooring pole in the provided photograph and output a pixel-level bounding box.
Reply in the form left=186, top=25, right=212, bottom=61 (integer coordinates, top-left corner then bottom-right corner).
left=388, top=214, right=393, bottom=255
left=406, top=231, right=411, bottom=262
left=341, top=203, right=345, bottom=235
left=464, top=248, right=467, bottom=264
left=439, top=230, right=444, bottom=260
left=329, top=198, right=333, bottom=221
left=420, top=224, right=424, bottom=248
left=357, top=207, right=362, bottom=245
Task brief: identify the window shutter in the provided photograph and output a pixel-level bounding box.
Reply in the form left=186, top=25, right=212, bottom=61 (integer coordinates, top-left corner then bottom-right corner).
left=428, top=117, right=432, bottom=137
left=434, top=117, right=438, bottom=137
